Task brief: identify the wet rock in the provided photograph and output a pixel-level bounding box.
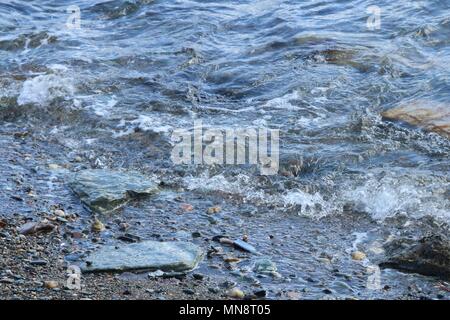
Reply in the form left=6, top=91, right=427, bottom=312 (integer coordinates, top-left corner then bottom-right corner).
left=382, top=100, right=450, bottom=138
left=253, top=289, right=267, bottom=298
left=207, top=206, right=221, bottom=214
left=82, top=240, right=203, bottom=273
left=19, top=221, right=56, bottom=235
left=180, top=203, right=193, bottom=212
left=192, top=273, right=204, bottom=280
left=253, top=259, right=278, bottom=276
left=117, top=233, right=141, bottom=243
left=69, top=169, right=159, bottom=214
left=286, top=291, right=301, bottom=300
left=183, top=289, right=195, bottom=295
left=351, top=251, right=366, bottom=261
left=91, top=218, right=105, bottom=232
left=0, top=219, right=7, bottom=228
left=53, top=209, right=66, bottom=217
left=233, top=239, right=257, bottom=254
left=30, top=259, right=47, bottom=266
left=44, top=281, right=58, bottom=289
left=380, top=234, right=450, bottom=279
left=228, top=287, right=245, bottom=299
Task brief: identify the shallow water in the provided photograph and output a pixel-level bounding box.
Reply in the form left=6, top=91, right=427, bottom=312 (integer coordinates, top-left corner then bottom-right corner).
left=0, top=0, right=449, bottom=299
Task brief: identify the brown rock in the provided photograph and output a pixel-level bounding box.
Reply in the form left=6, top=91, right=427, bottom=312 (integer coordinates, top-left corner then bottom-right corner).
left=91, top=218, right=105, bottom=233
left=44, top=281, right=59, bottom=289
left=207, top=206, right=221, bottom=214
left=19, top=221, right=56, bottom=235
left=382, top=100, right=450, bottom=138
left=351, top=251, right=366, bottom=261
left=181, top=203, right=194, bottom=212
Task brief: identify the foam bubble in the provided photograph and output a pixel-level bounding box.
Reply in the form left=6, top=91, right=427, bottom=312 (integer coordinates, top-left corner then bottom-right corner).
left=17, top=66, right=75, bottom=107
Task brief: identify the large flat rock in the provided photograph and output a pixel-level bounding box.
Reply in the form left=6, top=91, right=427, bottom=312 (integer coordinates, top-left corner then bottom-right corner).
left=382, top=100, right=450, bottom=138
left=82, top=241, right=203, bottom=273
left=69, top=169, right=159, bottom=214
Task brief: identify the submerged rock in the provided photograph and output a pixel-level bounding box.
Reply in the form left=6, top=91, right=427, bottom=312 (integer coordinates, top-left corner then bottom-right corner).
left=82, top=240, right=203, bottom=273
left=380, top=234, right=450, bottom=279
left=69, top=169, right=159, bottom=213
left=382, top=100, right=450, bottom=138
left=351, top=251, right=366, bottom=261
left=253, top=258, right=279, bottom=276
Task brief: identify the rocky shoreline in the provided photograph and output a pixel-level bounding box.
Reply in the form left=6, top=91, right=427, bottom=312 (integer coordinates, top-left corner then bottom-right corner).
left=0, top=105, right=449, bottom=300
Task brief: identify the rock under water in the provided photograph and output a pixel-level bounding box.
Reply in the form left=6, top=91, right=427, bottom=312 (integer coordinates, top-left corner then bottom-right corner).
left=382, top=100, right=450, bottom=138
left=82, top=240, right=204, bottom=273
left=69, top=169, right=159, bottom=214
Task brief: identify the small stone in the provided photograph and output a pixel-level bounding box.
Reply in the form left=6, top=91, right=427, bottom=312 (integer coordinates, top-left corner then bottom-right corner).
left=0, top=277, right=14, bottom=284
left=48, top=164, right=61, bottom=170
left=192, top=273, right=204, bottom=281
left=71, top=231, right=84, bottom=239
left=224, top=256, right=241, bottom=263
left=0, top=219, right=7, bottom=228
left=181, top=203, right=193, bottom=212
left=183, top=289, right=195, bottom=295
left=219, top=237, right=234, bottom=245
left=30, top=260, right=47, bottom=266
left=233, top=239, right=257, bottom=254
left=322, top=288, right=333, bottom=294
left=117, top=233, right=141, bottom=243
left=254, top=259, right=278, bottom=275
left=91, top=218, right=105, bottom=233
left=191, top=231, right=202, bottom=238
left=19, top=221, right=56, bottom=235
left=119, top=222, right=129, bottom=231
left=253, top=290, right=267, bottom=298
left=54, top=209, right=66, bottom=217
left=44, top=281, right=59, bottom=289
left=207, top=206, right=221, bottom=214
left=351, top=251, right=366, bottom=261
left=228, top=287, right=245, bottom=299
left=286, top=291, right=301, bottom=300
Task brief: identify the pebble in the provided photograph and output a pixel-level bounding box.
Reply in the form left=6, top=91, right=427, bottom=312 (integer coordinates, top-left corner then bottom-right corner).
left=183, top=289, right=195, bottom=295
left=207, top=206, right=221, bottom=214
left=228, top=287, right=245, bottom=299
left=192, top=273, right=204, bottom=281
left=91, top=218, right=105, bottom=232
left=224, top=256, right=241, bottom=263
left=44, top=281, right=59, bottom=289
left=180, top=203, right=193, bottom=212
left=351, top=251, right=366, bottom=261
left=54, top=209, right=66, bottom=217
left=19, top=221, right=56, bottom=235
left=119, top=222, right=129, bottom=231
left=30, top=260, right=47, bottom=266
left=253, top=290, right=267, bottom=298
left=233, top=239, right=257, bottom=254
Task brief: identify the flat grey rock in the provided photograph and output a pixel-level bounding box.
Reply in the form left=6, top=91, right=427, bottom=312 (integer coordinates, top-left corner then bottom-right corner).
left=82, top=240, right=203, bottom=273
left=69, top=169, right=159, bottom=213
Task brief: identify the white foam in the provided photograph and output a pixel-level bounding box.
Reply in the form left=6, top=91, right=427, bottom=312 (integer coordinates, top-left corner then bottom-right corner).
left=17, top=66, right=75, bottom=107
left=113, top=115, right=173, bottom=138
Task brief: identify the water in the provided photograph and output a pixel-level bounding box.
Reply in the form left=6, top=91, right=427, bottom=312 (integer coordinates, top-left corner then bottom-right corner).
left=1, top=0, right=449, bottom=299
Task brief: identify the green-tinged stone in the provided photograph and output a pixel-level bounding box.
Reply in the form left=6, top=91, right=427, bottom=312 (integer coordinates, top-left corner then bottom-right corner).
left=69, top=169, right=159, bottom=213
left=82, top=240, right=203, bottom=273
